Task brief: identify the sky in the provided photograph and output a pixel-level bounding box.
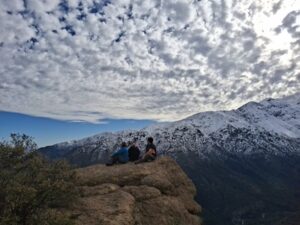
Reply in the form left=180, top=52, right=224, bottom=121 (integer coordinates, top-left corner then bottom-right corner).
left=0, top=0, right=299, bottom=146
left=0, top=111, right=154, bottom=147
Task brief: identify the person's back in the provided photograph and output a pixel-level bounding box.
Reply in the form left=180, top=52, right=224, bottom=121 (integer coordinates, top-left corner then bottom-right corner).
left=145, top=142, right=157, bottom=157
left=135, top=137, right=157, bottom=164
left=112, top=146, right=129, bottom=163
left=128, top=144, right=140, bottom=161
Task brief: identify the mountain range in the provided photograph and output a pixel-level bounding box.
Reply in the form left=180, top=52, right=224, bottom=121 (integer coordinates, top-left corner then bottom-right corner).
left=40, top=93, right=300, bottom=225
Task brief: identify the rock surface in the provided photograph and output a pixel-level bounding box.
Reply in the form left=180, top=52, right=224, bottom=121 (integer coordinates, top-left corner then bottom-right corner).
left=72, top=156, right=202, bottom=225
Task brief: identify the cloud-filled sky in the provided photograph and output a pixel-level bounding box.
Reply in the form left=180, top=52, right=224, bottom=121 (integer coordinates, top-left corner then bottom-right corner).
left=0, top=0, right=299, bottom=123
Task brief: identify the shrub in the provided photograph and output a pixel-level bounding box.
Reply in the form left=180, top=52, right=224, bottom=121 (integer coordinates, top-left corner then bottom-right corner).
left=0, top=134, right=78, bottom=225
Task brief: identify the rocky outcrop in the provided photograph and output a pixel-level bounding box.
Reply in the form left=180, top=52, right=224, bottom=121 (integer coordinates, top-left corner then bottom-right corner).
left=72, top=156, right=202, bottom=225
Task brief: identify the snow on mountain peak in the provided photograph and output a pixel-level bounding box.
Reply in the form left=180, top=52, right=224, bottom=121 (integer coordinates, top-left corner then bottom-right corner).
left=143, top=93, right=300, bottom=139
left=41, top=93, right=300, bottom=159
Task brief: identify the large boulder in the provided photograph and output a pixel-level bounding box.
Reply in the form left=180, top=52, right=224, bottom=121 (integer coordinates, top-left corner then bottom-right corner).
left=72, top=156, right=202, bottom=225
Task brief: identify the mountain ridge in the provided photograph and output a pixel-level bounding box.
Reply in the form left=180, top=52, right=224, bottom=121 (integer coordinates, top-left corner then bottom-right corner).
left=40, top=92, right=300, bottom=160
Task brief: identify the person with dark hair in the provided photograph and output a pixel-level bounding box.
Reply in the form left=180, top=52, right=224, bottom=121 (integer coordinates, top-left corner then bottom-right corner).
left=106, top=142, right=129, bottom=166
left=128, top=139, right=140, bottom=162
left=135, top=137, right=157, bottom=164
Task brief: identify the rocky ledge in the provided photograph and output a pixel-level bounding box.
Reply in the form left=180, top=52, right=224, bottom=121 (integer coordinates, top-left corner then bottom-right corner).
left=72, top=156, right=202, bottom=225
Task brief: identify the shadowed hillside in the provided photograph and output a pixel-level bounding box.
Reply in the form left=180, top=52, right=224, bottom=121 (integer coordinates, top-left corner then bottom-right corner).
left=175, top=151, right=300, bottom=225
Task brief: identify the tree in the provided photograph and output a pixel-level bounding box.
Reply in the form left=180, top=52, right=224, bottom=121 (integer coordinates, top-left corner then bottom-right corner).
left=0, top=134, right=78, bottom=225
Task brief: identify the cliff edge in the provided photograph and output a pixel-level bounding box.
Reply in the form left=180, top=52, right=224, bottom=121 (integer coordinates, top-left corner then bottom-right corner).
left=72, top=156, right=202, bottom=225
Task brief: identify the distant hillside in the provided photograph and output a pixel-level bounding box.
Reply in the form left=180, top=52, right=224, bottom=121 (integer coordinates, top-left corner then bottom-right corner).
left=40, top=93, right=300, bottom=164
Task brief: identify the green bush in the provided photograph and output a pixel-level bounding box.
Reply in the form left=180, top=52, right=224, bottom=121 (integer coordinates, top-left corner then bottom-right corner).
left=0, top=134, right=78, bottom=225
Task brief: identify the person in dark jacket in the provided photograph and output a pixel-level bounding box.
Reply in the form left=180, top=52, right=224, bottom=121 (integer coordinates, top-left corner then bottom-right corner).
left=128, top=140, right=140, bottom=162
left=106, top=142, right=129, bottom=166
left=135, top=137, right=157, bottom=164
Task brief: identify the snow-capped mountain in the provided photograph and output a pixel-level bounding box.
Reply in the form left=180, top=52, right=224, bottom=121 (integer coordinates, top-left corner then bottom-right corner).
left=39, top=93, right=300, bottom=225
left=40, top=93, right=300, bottom=164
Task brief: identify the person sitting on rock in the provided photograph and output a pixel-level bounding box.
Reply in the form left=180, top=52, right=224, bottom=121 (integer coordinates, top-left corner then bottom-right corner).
left=106, top=142, right=129, bottom=166
left=128, top=139, right=140, bottom=162
left=135, top=137, right=157, bottom=164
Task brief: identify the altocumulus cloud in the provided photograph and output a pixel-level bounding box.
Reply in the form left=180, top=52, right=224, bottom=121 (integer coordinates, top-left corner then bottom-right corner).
left=0, top=0, right=299, bottom=123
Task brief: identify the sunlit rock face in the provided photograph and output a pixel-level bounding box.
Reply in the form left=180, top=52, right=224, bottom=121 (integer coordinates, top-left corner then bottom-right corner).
left=71, top=156, right=202, bottom=225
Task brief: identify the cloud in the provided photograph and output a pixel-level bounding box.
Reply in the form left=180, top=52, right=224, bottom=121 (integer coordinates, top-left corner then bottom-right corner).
left=0, top=0, right=299, bottom=123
